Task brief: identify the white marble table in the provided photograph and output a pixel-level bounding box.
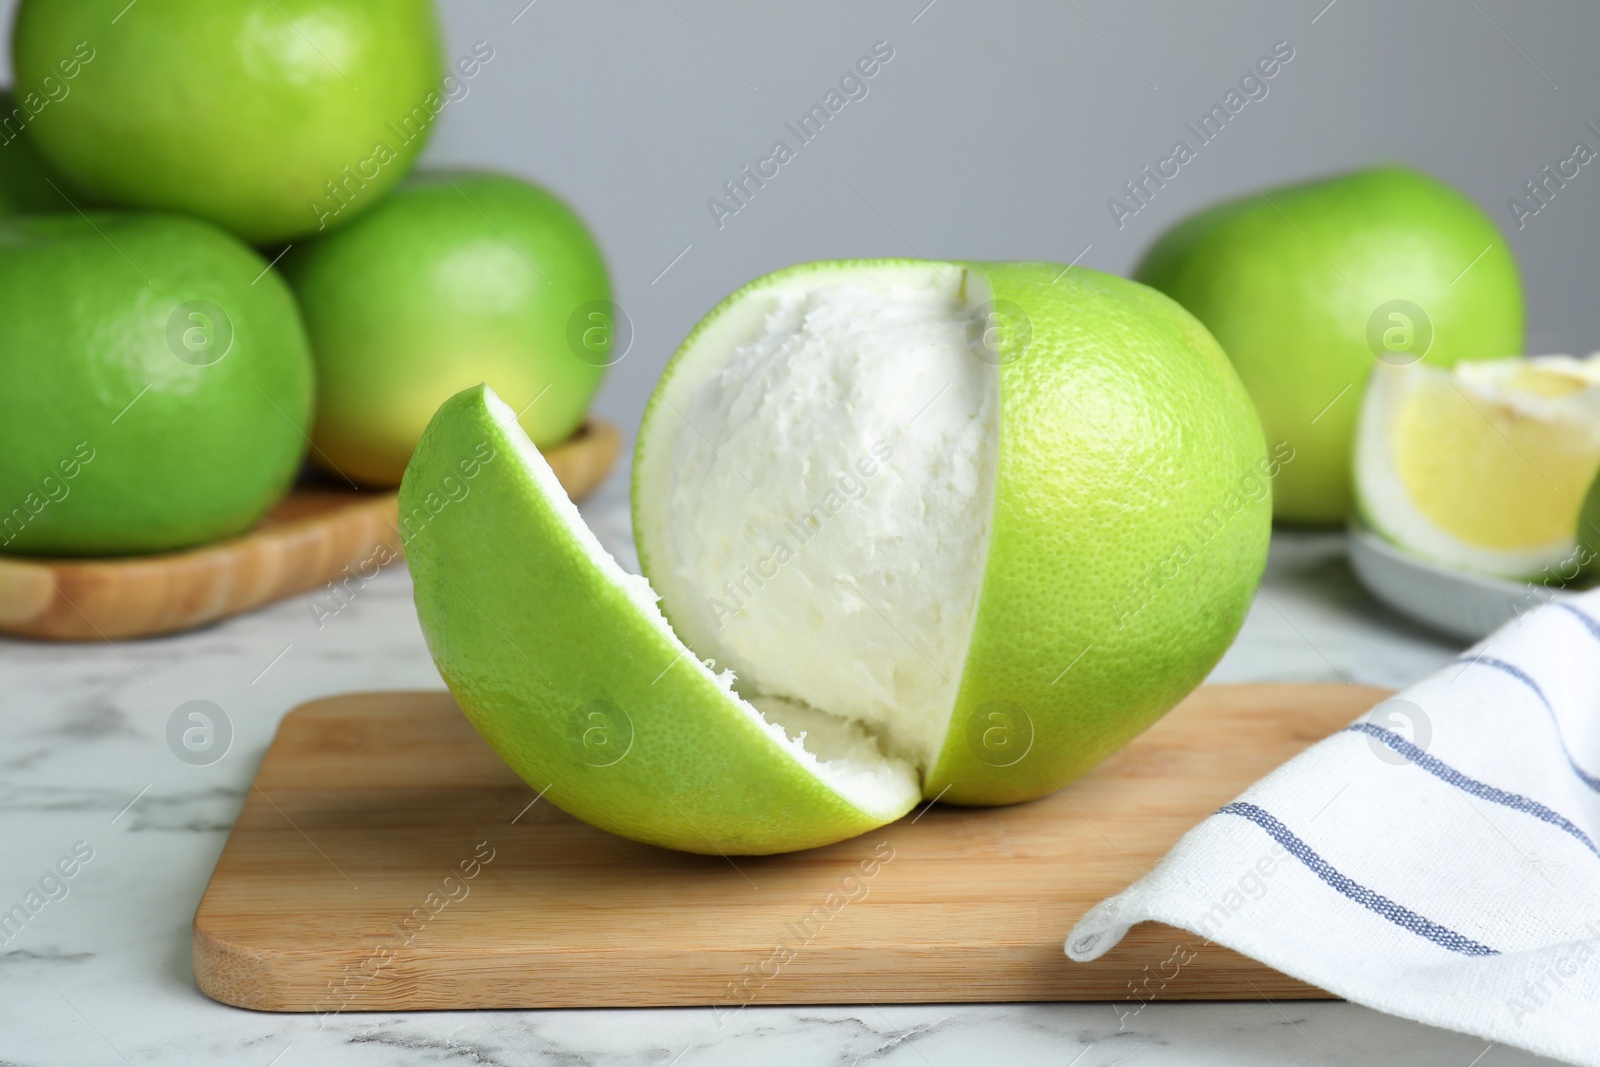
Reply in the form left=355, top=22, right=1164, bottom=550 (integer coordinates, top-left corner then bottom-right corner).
left=0, top=476, right=1566, bottom=1066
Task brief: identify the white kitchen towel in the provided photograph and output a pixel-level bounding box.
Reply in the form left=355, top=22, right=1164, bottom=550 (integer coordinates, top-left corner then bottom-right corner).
left=1067, top=586, right=1600, bottom=1067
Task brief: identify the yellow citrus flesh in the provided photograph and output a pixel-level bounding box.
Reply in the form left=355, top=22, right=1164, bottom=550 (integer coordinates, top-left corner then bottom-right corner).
left=1394, top=374, right=1600, bottom=550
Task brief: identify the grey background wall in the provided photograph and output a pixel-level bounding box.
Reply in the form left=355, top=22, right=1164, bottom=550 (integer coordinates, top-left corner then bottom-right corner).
left=6, top=0, right=1597, bottom=438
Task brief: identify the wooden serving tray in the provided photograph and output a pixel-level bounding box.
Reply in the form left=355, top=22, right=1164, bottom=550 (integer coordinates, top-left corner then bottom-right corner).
left=193, top=682, right=1385, bottom=1013
left=0, top=420, right=620, bottom=640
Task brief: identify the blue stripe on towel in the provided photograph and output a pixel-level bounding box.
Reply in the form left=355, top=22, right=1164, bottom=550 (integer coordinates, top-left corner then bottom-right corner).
left=1459, top=655, right=1600, bottom=793
left=1217, top=801, right=1499, bottom=957
left=1346, top=723, right=1600, bottom=859
left=1470, top=655, right=1553, bottom=709
left=1559, top=603, right=1600, bottom=642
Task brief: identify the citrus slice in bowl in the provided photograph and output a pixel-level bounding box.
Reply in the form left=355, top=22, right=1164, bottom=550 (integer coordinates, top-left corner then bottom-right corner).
left=1355, top=355, right=1600, bottom=579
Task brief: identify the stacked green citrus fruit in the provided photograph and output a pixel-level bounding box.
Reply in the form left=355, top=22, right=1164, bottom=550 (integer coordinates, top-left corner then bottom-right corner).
left=0, top=214, right=313, bottom=554
left=282, top=173, right=613, bottom=486
left=14, top=0, right=443, bottom=243
left=0, top=0, right=613, bottom=556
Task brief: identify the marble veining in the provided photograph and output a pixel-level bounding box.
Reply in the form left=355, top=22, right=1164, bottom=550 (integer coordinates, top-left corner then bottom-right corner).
left=0, top=477, right=1568, bottom=1065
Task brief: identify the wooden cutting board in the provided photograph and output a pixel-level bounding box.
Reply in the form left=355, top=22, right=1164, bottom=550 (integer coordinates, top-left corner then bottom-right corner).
left=193, top=682, right=1386, bottom=1013
left=0, top=420, right=619, bottom=641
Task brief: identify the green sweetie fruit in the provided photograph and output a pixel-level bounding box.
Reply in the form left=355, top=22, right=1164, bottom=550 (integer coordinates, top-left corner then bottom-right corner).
left=12, top=0, right=443, bottom=242
left=283, top=171, right=613, bottom=487
left=0, top=213, right=313, bottom=556
left=1136, top=166, right=1524, bottom=525
left=402, top=260, right=1271, bottom=854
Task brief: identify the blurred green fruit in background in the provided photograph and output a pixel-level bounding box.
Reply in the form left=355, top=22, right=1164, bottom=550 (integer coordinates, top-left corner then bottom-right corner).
left=1135, top=166, right=1523, bottom=526
left=0, top=214, right=313, bottom=556
left=11, top=0, right=443, bottom=243
left=0, top=90, right=66, bottom=216
left=283, top=172, right=614, bottom=487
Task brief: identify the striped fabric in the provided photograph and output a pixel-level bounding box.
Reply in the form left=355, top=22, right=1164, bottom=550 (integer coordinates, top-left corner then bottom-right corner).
left=1067, top=588, right=1600, bottom=1067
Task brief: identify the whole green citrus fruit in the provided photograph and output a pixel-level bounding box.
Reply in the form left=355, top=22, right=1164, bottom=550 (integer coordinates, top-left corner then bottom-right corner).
left=1135, top=166, right=1523, bottom=525
left=0, top=213, right=313, bottom=556
left=283, top=171, right=613, bottom=487
left=402, top=260, right=1272, bottom=854
left=11, top=0, right=443, bottom=243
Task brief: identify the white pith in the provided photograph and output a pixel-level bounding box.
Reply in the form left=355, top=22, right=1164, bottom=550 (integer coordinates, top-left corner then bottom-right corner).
left=483, top=389, right=922, bottom=817
left=635, top=262, right=1002, bottom=794
left=1355, top=354, right=1600, bottom=579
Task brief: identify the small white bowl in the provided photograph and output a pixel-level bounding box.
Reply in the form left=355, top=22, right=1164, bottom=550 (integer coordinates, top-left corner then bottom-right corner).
left=1346, top=522, right=1579, bottom=642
